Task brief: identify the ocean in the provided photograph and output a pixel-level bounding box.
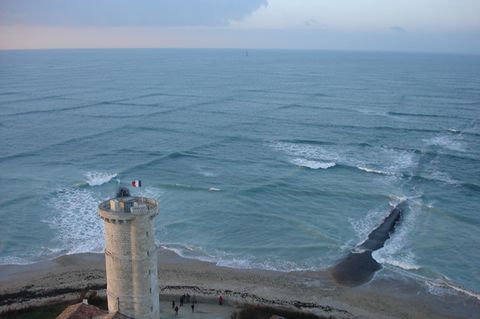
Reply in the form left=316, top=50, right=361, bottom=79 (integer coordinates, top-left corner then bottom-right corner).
left=0, top=49, right=479, bottom=295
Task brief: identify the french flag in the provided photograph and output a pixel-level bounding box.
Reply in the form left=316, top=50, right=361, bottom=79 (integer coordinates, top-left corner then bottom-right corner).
left=131, top=180, right=142, bottom=188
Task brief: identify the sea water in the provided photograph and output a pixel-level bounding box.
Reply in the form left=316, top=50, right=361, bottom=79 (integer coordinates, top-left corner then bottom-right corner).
left=0, top=49, right=479, bottom=294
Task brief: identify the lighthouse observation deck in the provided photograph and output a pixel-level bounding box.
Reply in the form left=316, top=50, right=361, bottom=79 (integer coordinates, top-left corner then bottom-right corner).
left=98, top=197, right=158, bottom=223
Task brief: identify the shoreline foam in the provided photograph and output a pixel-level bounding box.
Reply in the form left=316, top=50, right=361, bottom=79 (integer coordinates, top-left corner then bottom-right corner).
left=1, top=248, right=479, bottom=319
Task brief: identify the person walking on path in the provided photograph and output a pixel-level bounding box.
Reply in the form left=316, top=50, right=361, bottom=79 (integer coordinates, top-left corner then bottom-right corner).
left=191, top=304, right=195, bottom=313
left=172, top=300, right=175, bottom=309
left=219, top=295, right=223, bottom=305
left=174, top=306, right=179, bottom=316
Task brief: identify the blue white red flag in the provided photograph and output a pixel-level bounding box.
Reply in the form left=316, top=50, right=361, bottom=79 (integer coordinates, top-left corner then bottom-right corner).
left=131, top=180, right=142, bottom=187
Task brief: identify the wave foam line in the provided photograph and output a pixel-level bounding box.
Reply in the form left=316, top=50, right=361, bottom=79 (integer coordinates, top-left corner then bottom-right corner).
left=273, top=142, right=339, bottom=162
left=380, top=260, right=480, bottom=301
left=372, top=198, right=422, bottom=273
left=215, top=256, right=317, bottom=272
left=443, top=282, right=480, bottom=301
left=425, top=280, right=480, bottom=301
left=378, top=253, right=420, bottom=271
left=350, top=207, right=391, bottom=244
left=0, top=247, right=63, bottom=265
left=48, top=188, right=104, bottom=255
left=272, top=141, right=418, bottom=177
left=161, top=244, right=319, bottom=272
left=424, top=135, right=466, bottom=152
left=291, top=158, right=336, bottom=170
left=130, top=186, right=164, bottom=200
left=160, top=244, right=217, bottom=264
left=357, top=166, right=396, bottom=176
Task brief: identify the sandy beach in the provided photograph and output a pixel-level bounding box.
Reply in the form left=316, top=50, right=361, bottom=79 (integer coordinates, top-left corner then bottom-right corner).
left=0, top=247, right=478, bottom=319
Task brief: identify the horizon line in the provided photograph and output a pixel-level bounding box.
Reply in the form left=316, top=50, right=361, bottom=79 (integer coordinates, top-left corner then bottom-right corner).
left=1, top=47, right=479, bottom=56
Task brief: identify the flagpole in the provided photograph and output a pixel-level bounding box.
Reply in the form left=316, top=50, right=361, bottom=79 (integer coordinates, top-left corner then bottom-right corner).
left=132, top=180, right=145, bottom=205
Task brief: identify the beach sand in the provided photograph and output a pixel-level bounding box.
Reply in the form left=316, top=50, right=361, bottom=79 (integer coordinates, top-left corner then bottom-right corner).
left=1, top=248, right=479, bottom=318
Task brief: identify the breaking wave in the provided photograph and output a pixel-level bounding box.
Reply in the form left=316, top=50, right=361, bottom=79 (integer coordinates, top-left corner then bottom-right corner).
left=272, top=141, right=417, bottom=176
left=84, top=171, right=118, bottom=186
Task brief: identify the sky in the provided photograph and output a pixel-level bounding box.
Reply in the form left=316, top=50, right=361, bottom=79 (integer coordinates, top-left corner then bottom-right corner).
left=0, top=0, right=479, bottom=53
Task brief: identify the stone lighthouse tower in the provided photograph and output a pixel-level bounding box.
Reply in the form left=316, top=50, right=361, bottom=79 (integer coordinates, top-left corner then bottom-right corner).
left=98, top=190, right=160, bottom=319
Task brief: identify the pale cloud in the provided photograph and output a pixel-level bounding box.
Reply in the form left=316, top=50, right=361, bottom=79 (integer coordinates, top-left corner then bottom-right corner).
left=390, top=26, right=406, bottom=33
left=231, top=0, right=480, bottom=32
left=305, top=19, right=317, bottom=28
left=0, top=0, right=267, bottom=26
left=0, top=0, right=479, bottom=53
